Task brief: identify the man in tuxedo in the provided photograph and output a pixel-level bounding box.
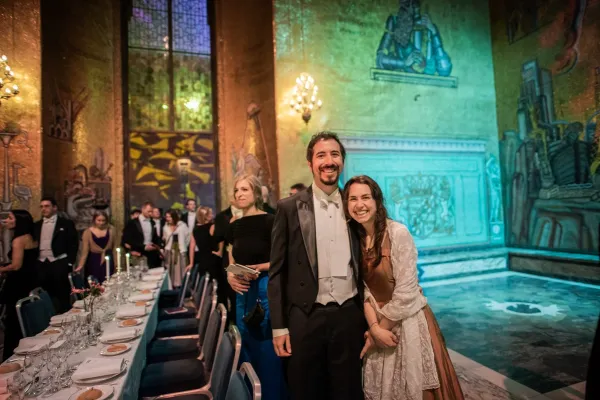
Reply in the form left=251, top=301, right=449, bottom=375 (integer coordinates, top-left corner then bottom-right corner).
left=122, top=201, right=162, bottom=268
left=268, top=132, right=365, bottom=400
left=152, top=207, right=165, bottom=246
left=288, top=182, right=307, bottom=197
left=34, top=197, right=79, bottom=313
left=181, top=199, right=197, bottom=228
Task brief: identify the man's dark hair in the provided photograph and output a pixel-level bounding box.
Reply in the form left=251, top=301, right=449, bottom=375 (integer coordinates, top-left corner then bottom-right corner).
left=290, top=183, right=307, bottom=191
left=130, top=208, right=141, bottom=216
left=142, top=201, right=154, bottom=208
left=41, top=196, right=58, bottom=207
left=305, top=131, right=346, bottom=163
left=185, top=198, right=196, bottom=206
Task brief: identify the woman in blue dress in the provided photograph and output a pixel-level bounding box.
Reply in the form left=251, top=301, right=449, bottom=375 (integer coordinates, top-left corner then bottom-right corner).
left=227, top=174, right=288, bottom=400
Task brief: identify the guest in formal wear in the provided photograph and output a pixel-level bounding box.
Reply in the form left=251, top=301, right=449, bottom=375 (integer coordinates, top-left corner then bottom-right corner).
left=34, top=197, right=78, bottom=313
left=122, top=201, right=162, bottom=268
left=152, top=207, right=165, bottom=246
left=163, top=209, right=189, bottom=288
left=288, top=183, right=307, bottom=197
left=268, top=132, right=364, bottom=400
left=0, top=210, right=38, bottom=360
left=227, top=174, right=287, bottom=400
left=344, top=175, right=464, bottom=400
left=75, top=211, right=117, bottom=283
left=130, top=209, right=141, bottom=220
left=181, top=198, right=197, bottom=229
left=187, top=207, right=226, bottom=301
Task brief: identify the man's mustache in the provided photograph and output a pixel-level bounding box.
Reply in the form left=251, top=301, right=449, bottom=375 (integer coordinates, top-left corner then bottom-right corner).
left=319, top=164, right=338, bottom=171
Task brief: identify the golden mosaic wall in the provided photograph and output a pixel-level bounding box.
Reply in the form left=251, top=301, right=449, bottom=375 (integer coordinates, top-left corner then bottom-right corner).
left=0, top=0, right=42, bottom=220
left=41, top=0, right=124, bottom=233
left=213, top=0, right=279, bottom=207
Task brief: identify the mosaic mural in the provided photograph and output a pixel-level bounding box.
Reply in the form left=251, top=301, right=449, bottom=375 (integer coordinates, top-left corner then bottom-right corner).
left=128, top=132, right=216, bottom=212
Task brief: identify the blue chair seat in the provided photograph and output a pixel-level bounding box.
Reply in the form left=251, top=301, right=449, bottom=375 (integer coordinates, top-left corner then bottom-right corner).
left=147, top=338, right=198, bottom=364
left=158, top=289, right=191, bottom=308
left=139, top=358, right=207, bottom=397
left=155, top=318, right=197, bottom=338
left=158, top=306, right=196, bottom=321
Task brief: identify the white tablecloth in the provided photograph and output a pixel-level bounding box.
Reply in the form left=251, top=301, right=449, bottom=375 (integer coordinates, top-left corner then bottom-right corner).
left=4, top=273, right=170, bottom=400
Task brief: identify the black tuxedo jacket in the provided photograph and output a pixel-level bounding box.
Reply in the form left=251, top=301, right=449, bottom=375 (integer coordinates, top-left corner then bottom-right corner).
left=181, top=212, right=195, bottom=227
left=122, top=217, right=161, bottom=253
left=268, top=186, right=363, bottom=331
left=33, top=216, right=79, bottom=265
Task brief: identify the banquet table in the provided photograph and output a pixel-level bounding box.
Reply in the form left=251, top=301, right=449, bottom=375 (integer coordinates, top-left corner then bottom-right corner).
left=2, top=271, right=171, bottom=400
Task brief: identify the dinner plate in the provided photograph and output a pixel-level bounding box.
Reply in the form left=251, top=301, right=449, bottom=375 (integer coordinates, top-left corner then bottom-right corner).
left=100, top=343, right=131, bottom=356
left=117, top=318, right=143, bottom=328
left=72, top=363, right=127, bottom=385
left=116, top=310, right=147, bottom=319
left=0, top=362, right=22, bottom=375
left=99, top=331, right=141, bottom=344
left=69, top=385, right=114, bottom=400
left=36, top=327, right=63, bottom=337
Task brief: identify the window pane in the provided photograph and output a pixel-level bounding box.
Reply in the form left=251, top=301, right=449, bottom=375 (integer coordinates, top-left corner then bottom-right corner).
left=128, top=49, right=170, bottom=131
left=174, top=53, right=212, bottom=132
left=129, top=0, right=169, bottom=50
left=172, top=0, right=211, bottom=55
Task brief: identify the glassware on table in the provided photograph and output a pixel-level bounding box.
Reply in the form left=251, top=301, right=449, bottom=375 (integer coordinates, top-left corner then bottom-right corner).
left=7, top=371, right=26, bottom=400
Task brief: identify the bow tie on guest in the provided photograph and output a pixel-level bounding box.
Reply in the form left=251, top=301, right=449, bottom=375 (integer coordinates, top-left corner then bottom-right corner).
left=319, top=197, right=340, bottom=210
left=43, top=216, right=56, bottom=224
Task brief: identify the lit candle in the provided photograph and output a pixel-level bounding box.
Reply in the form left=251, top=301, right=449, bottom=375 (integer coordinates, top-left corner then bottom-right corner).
left=126, top=253, right=130, bottom=273
left=105, top=255, right=110, bottom=281
left=116, top=247, right=122, bottom=273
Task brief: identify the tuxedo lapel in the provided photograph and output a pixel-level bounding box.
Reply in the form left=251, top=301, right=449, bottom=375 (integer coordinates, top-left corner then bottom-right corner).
left=296, top=188, right=318, bottom=280
left=51, top=217, right=61, bottom=242
left=135, top=219, right=143, bottom=235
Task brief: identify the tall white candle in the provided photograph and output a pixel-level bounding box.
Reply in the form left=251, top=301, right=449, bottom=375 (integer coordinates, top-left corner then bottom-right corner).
left=126, top=253, right=131, bottom=273
left=105, top=255, right=110, bottom=280
left=116, top=247, right=122, bottom=273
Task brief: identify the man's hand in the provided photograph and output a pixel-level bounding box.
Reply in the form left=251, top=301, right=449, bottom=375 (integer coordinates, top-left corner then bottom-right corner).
left=273, top=334, right=292, bottom=357
left=360, top=331, right=375, bottom=359
left=131, top=251, right=141, bottom=257
left=227, top=272, right=250, bottom=294
left=370, top=324, right=399, bottom=348
left=145, top=244, right=157, bottom=251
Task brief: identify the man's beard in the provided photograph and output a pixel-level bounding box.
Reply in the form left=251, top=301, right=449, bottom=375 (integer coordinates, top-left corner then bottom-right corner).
left=318, top=167, right=340, bottom=186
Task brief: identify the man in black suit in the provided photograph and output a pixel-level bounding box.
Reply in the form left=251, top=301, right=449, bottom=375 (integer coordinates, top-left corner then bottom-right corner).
left=122, top=201, right=162, bottom=268
left=34, top=196, right=79, bottom=313
left=152, top=207, right=165, bottom=246
left=268, top=132, right=365, bottom=400
left=180, top=198, right=197, bottom=229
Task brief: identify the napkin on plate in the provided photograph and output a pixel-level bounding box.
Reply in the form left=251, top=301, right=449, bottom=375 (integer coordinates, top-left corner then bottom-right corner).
left=72, top=357, right=124, bottom=381
left=129, top=293, right=154, bottom=302
left=72, top=299, right=85, bottom=309
left=50, top=313, right=79, bottom=325
left=147, top=267, right=164, bottom=275
left=14, top=337, right=51, bottom=353
left=99, top=328, right=137, bottom=343
left=142, top=275, right=162, bottom=282
left=137, top=282, right=158, bottom=290
left=116, top=305, right=146, bottom=318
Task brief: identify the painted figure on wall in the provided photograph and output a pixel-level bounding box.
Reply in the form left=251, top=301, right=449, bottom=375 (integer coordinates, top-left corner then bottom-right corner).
left=375, top=0, right=452, bottom=76
left=64, top=148, right=113, bottom=232
left=231, top=103, right=276, bottom=211
left=501, top=60, right=600, bottom=252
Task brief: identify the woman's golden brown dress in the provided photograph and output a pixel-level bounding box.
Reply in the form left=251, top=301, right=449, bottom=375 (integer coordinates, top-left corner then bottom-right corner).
left=364, top=233, right=464, bottom=400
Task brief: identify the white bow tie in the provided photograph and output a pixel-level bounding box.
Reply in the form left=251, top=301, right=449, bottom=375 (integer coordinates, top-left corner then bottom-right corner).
left=319, top=198, right=339, bottom=209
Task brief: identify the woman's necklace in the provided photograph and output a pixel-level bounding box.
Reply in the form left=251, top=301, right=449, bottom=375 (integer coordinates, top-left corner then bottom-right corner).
left=364, top=235, right=375, bottom=251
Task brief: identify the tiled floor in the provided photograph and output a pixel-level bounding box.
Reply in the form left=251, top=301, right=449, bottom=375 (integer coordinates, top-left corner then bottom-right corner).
left=424, top=271, right=598, bottom=399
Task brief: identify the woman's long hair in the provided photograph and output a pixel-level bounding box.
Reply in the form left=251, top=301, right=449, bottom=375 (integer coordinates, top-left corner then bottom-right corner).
left=11, top=210, right=34, bottom=239
left=165, top=209, right=180, bottom=225
left=342, top=175, right=389, bottom=269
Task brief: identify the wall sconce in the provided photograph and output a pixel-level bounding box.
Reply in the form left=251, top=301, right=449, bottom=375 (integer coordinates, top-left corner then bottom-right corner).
left=289, top=73, right=322, bottom=124
left=0, top=55, right=18, bottom=104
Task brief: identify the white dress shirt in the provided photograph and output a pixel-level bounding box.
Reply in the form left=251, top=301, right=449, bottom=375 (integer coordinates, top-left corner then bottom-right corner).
left=163, top=222, right=190, bottom=253
left=273, top=184, right=357, bottom=338
left=139, top=215, right=153, bottom=245
left=38, top=215, right=58, bottom=261
left=154, top=219, right=162, bottom=238
left=187, top=212, right=196, bottom=228
left=312, top=183, right=357, bottom=305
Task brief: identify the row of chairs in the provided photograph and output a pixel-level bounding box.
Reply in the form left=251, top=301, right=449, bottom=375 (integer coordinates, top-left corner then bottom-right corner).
left=15, top=287, right=56, bottom=337
left=139, top=270, right=261, bottom=400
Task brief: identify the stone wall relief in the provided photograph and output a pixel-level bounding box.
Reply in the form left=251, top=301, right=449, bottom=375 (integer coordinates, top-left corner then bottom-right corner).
left=48, top=83, right=89, bottom=141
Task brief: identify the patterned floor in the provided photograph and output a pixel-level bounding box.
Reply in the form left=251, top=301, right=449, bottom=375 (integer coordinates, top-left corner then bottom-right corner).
left=423, top=271, right=599, bottom=399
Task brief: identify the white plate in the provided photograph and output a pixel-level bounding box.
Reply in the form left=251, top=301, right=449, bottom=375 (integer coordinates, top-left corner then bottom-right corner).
left=36, top=327, right=63, bottom=337
left=99, top=331, right=141, bottom=344
left=72, top=364, right=127, bottom=385
left=100, top=343, right=132, bottom=356
left=116, top=311, right=147, bottom=319
left=117, top=318, right=143, bottom=328
left=69, top=385, right=115, bottom=399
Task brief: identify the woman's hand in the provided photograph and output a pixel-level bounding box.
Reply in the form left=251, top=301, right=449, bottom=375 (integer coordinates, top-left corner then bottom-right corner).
left=227, top=272, right=250, bottom=294
left=185, top=264, right=192, bottom=273
left=75, top=265, right=83, bottom=273
left=370, top=323, right=398, bottom=348
left=360, top=331, right=375, bottom=359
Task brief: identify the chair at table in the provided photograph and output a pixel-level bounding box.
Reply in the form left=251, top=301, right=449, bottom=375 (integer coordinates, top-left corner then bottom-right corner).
left=139, top=325, right=241, bottom=399
left=159, top=263, right=200, bottom=308
left=147, top=302, right=227, bottom=364
left=16, top=293, right=55, bottom=337
left=158, top=270, right=197, bottom=321
left=29, top=287, right=57, bottom=319
left=225, top=363, right=261, bottom=400
left=154, top=279, right=217, bottom=339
